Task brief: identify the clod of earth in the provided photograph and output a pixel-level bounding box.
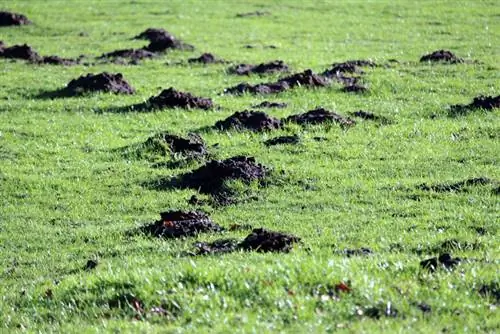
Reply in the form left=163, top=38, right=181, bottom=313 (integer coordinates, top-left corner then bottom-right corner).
left=239, top=228, right=301, bottom=252
left=264, top=135, right=300, bottom=146
left=350, top=110, right=391, bottom=124
left=146, top=87, right=213, bottom=110
left=284, top=108, right=355, bottom=127
left=144, top=35, right=194, bottom=52
left=228, top=60, right=289, bottom=75
left=252, top=101, right=288, bottom=108
left=193, top=239, right=240, bottom=255
left=98, top=48, right=156, bottom=61
left=449, top=95, right=500, bottom=116
left=0, top=11, right=31, bottom=26
left=342, top=247, right=373, bottom=257
left=420, top=253, right=461, bottom=272
left=134, top=28, right=174, bottom=42
left=39, top=55, right=80, bottom=65
left=214, top=110, right=282, bottom=131
left=0, top=42, right=80, bottom=65
left=144, top=132, right=207, bottom=157
left=236, top=11, right=271, bottom=17
left=418, top=177, right=495, bottom=192
left=420, top=50, right=463, bottom=63
left=141, top=211, right=222, bottom=238
left=188, top=53, right=223, bottom=64
left=64, top=72, right=135, bottom=95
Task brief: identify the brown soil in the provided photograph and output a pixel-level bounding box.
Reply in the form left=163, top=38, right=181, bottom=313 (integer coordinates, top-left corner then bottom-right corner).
left=99, top=48, right=156, bottom=61
left=214, top=110, right=282, bottom=131
left=279, top=69, right=330, bottom=88
left=239, top=228, right=301, bottom=252
left=134, top=28, right=174, bottom=42
left=193, top=239, right=240, bottom=255
left=284, top=108, right=355, bottom=127
left=144, top=132, right=207, bottom=157
left=188, top=53, right=222, bottom=64
left=236, top=11, right=271, bottom=17
left=418, top=177, right=494, bottom=192
left=252, top=101, right=287, bottom=108
left=141, top=211, right=222, bottom=238
left=350, top=110, right=391, bottom=124
left=420, top=253, right=461, bottom=272
left=147, top=87, right=213, bottom=110
left=264, top=135, right=300, bottom=146
left=323, top=59, right=376, bottom=76
left=450, top=95, right=500, bottom=116
left=144, top=36, right=194, bottom=52
left=40, top=55, right=80, bottom=65
left=420, top=50, right=463, bottom=63
left=179, top=156, right=269, bottom=195
left=229, top=60, right=289, bottom=75
left=0, top=11, right=31, bottom=26
left=64, top=72, right=135, bottom=95
left=0, top=43, right=79, bottom=65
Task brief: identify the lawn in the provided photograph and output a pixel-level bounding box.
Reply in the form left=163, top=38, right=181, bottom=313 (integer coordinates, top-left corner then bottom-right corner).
left=0, top=0, right=499, bottom=332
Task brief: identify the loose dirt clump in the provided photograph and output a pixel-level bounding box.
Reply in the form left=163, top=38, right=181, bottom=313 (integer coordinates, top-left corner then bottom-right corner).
left=350, top=110, right=391, bottom=124
left=192, top=239, right=240, bottom=255
left=40, top=55, right=80, bottom=65
left=0, top=11, right=31, bottom=26
left=141, top=211, right=222, bottom=238
left=99, top=48, right=156, bottom=61
left=214, top=110, right=282, bottom=132
left=252, top=101, right=287, bottom=108
left=229, top=60, right=289, bottom=75
left=420, top=50, right=463, bottom=63
left=147, top=87, right=213, bottom=110
left=449, top=95, right=500, bottom=116
left=278, top=69, right=330, bottom=88
left=0, top=44, right=42, bottom=62
left=188, top=53, right=223, bottom=64
left=418, top=177, right=495, bottom=192
left=63, top=72, right=135, bottom=95
left=264, top=135, right=300, bottom=146
left=134, top=28, right=174, bottom=42
left=144, top=132, right=207, bottom=157
left=239, top=228, right=301, bottom=252
left=284, top=108, right=355, bottom=127
left=420, top=253, right=461, bottom=272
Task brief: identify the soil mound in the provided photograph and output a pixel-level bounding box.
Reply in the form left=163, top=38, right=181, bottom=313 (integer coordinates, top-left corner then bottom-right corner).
left=214, top=110, right=282, bottom=131
left=0, top=11, right=31, bottom=26
left=264, top=135, right=300, bottom=146
left=0, top=44, right=42, bottom=62
left=188, top=53, right=222, bottom=64
left=239, top=228, right=301, bottom=252
left=351, top=110, right=391, bottom=123
left=142, top=211, right=222, bottom=238
left=278, top=69, right=330, bottom=88
left=147, top=87, right=213, bottom=110
left=450, top=95, right=500, bottom=116
left=418, top=177, right=494, bottom=192
left=252, top=101, right=287, bottom=108
left=193, top=239, right=240, bottom=255
left=40, top=55, right=79, bottom=65
left=420, top=50, right=463, bottom=63
left=99, top=48, right=156, bottom=61
left=145, top=132, right=207, bottom=157
left=65, top=72, right=135, bottom=95
left=229, top=60, right=289, bottom=75
left=179, top=155, right=268, bottom=195
left=323, top=60, right=376, bottom=76
left=134, top=28, right=174, bottom=42
left=420, top=253, right=461, bottom=272
left=145, top=36, right=194, bottom=52
left=284, top=108, right=355, bottom=127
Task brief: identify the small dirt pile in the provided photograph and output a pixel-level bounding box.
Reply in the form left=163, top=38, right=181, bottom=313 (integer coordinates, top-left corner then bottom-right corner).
left=0, top=43, right=79, bottom=65
left=133, top=28, right=194, bottom=51
left=420, top=50, right=463, bottom=63
left=350, top=110, right=391, bottom=124
left=229, top=60, right=289, bottom=75
left=134, top=28, right=174, bottom=42
left=264, top=135, right=300, bottom=146
left=0, top=11, right=31, bottom=26
left=99, top=48, right=156, bottom=61
left=147, top=87, right=213, bottom=110
left=214, top=110, right=281, bottom=131
left=142, top=211, right=222, bottom=238
left=284, top=108, right=355, bottom=127
left=449, top=95, right=499, bottom=116
left=239, top=228, right=301, bottom=252
left=63, top=72, right=135, bottom=95
left=420, top=253, right=461, bottom=272
left=144, top=132, right=207, bottom=157
left=188, top=53, right=223, bottom=64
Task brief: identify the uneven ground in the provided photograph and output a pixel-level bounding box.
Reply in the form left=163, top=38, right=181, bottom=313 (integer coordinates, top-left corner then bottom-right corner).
left=0, top=1, right=499, bottom=333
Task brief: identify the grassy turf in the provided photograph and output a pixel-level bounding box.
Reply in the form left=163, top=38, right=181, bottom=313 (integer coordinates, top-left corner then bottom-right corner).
left=0, top=0, right=499, bottom=332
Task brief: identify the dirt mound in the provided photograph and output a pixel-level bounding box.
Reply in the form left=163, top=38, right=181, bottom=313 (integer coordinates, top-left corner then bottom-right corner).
left=145, top=132, right=207, bottom=157
left=64, top=72, right=135, bottom=95
left=420, top=253, right=461, bottom=272
left=323, top=59, right=376, bottom=76
left=0, top=44, right=42, bottom=62
left=418, top=177, right=494, bottom=192
left=188, top=53, right=222, bottom=64
left=193, top=238, right=240, bottom=255
left=224, top=69, right=329, bottom=95
left=264, top=135, right=300, bottom=146
left=420, top=50, right=463, bottom=63
left=0, top=11, right=31, bottom=26
left=284, top=108, right=355, bottom=127
left=40, top=55, right=80, bottom=66
left=144, top=36, right=194, bottom=52
left=214, top=110, right=282, bottom=132
left=239, top=228, right=301, bottom=252
left=179, top=155, right=268, bottom=195
left=350, top=110, right=391, bottom=124
left=147, top=87, right=213, bottom=110
left=134, top=28, right=174, bottom=42
left=229, top=60, right=289, bottom=75
left=141, top=211, right=222, bottom=238
left=99, top=48, right=156, bottom=61
left=252, top=101, right=287, bottom=108
left=450, top=95, right=500, bottom=116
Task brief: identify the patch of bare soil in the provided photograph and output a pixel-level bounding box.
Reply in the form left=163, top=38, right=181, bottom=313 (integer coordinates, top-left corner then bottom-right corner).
left=188, top=53, right=223, bottom=64
left=229, top=60, right=289, bottom=75
left=0, top=11, right=31, bottom=26
left=239, top=228, right=301, bottom=252
left=147, top=87, right=213, bottom=110
left=143, top=132, right=207, bottom=158
left=264, top=135, right=300, bottom=146
left=449, top=95, right=499, bottom=116
left=63, top=72, right=135, bottom=95
left=141, top=211, right=222, bottom=238
left=350, top=110, right=392, bottom=124
left=420, top=253, right=461, bottom=272
left=0, top=43, right=79, bottom=65
left=214, top=110, right=282, bottom=131
left=420, top=50, right=463, bottom=63
left=134, top=28, right=174, bottom=42
left=98, top=48, right=156, bottom=62
left=284, top=108, right=355, bottom=127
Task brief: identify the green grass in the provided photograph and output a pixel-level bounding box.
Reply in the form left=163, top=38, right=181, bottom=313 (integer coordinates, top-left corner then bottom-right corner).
left=1, top=0, right=499, bottom=332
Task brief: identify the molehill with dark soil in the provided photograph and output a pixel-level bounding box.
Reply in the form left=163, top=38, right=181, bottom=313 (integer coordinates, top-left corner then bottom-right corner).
left=214, top=110, right=282, bottom=131
left=420, top=50, right=463, bottom=63
left=98, top=48, right=156, bottom=61
left=147, top=87, right=213, bottom=110
left=449, top=95, right=499, bottom=116
left=188, top=53, right=223, bottom=64
left=420, top=253, right=461, bottom=272
left=264, top=135, right=300, bottom=146
left=143, top=132, right=207, bottom=157
left=228, top=60, right=289, bottom=75
left=0, top=11, right=31, bottom=26
left=63, top=72, right=135, bottom=95
left=133, top=28, right=194, bottom=52
left=284, top=108, right=355, bottom=127
left=142, top=211, right=222, bottom=238
left=0, top=43, right=80, bottom=65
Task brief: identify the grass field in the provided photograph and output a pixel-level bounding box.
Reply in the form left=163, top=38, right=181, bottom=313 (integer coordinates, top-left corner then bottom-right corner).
left=1, top=0, right=499, bottom=332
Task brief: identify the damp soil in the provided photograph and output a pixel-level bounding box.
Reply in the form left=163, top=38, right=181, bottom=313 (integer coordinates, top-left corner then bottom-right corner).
left=0, top=11, right=31, bottom=26
left=418, top=177, right=495, bottom=192
left=264, top=135, right=300, bottom=146
left=59, top=72, right=135, bottom=96
left=144, top=132, right=207, bottom=157
left=134, top=28, right=174, bottom=42
left=133, top=28, right=194, bottom=51
left=420, top=50, right=463, bottom=63
left=420, top=253, right=461, bottom=272
left=350, top=110, right=391, bottom=124
left=449, top=95, right=499, bottom=116
left=188, top=53, right=223, bottom=64
left=192, top=239, right=240, bottom=255
left=141, top=211, right=222, bottom=238
left=284, top=108, right=355, bottom=127
left=228, top=60, right=289, bottom=75
left=146, top=87, right=213, bottom=110
left=98, top=48, right=156, bottom=61
left=252, top=101, right=287, bottom=108
left=0, top=43, right=80, bottom=65
left=214, top=110, right=282, bottom=132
